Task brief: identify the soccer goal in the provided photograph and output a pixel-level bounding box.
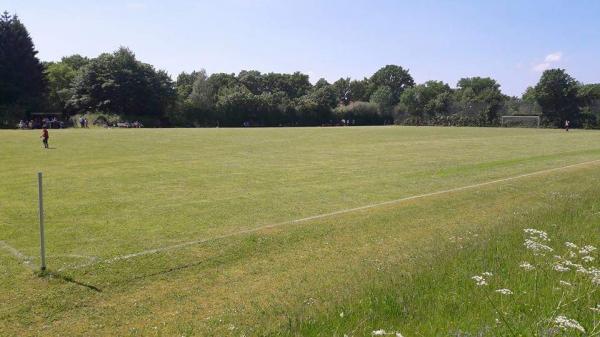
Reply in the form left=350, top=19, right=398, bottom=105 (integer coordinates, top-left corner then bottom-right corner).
left=500, top=115, right=540, bottom=128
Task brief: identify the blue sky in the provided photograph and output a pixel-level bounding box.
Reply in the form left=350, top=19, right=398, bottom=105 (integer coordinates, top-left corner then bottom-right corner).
left=5, top=0, right=600, bottom=96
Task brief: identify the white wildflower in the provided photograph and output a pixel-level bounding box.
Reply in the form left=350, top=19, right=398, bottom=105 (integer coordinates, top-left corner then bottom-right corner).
left=495, top=288, right=513, bottom=295
left=593, top=274, right=600, bottom=286
left=559, top=280, right=572, bottom=287
left=370, top=331, right=402, bottom=337
left=472, top=275, right=488, bottom=286
left=553, top=263, right=570, bottom=272
left=519, top=261, right=535, bottom=271
left=524, top=239, right=553, bottom=255
left=524, top=228, right=550, bottom=241
left=339, top=312, right=344, bottom=318
left=568, top=251, right=578, bottom=258
left=553, top=315, right=585, bottom=333
left=582, top=256, right=595, bottom=263
left=482, top=272, right=493, bottom=277
left=565, top=242, right=578, bottom=249
left=580, top=245, right=597, bottom=255
left=591, top=304, right=600, bottom=313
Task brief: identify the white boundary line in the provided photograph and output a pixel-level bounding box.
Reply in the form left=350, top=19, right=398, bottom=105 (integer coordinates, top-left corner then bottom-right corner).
left=65, top=158, right=600, bottom=271
left=0, top=240, right=35, bottom=270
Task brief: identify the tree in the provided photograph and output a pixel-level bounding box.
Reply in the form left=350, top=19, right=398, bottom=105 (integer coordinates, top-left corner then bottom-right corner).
left=369, top=65, right=414, bottom=104
left=532, top=69, right=579, bottom=127
left=295, top=85, right=337, bottom=125
left=576, top=83, right=600, bottom=128
left=314, top=78, right=330, bottom=90
left=262, top=72, right=311, bottom=99
left=397, top=81, right=452, bottom=121
left=66, top=47, right=175, bottom=120
left=454, top=77, right=506, bottom=124
left=0, top=11, right=46, bottom=126
left=370, top=85, right=395, bottom=113
left=45, top=61, right=77, bottom=112
left=237, top=70, right=264, bottom=95
left=60, top=54, right=89, bottom=71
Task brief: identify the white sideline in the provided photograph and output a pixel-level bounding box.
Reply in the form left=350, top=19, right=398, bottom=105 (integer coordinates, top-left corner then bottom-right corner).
left=0, top=240, right=35, bottom=269
left=66, top=158, right=600, bottom=271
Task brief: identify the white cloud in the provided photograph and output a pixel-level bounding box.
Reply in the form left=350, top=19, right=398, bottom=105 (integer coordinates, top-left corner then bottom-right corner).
left=532, top=51, right=563, bottom=72
left=544, top=52, right=562, bottom=62
left=533, top=62, right=551, bottom=72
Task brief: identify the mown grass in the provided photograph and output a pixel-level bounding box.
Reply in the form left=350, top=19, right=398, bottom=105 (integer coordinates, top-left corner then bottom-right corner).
left=0, top=126, right=599, bottom=336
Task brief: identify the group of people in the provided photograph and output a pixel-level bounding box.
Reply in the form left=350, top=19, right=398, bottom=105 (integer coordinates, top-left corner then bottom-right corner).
left=18, top=117, right=63, bottom=129
left=79, top=116, right=90, bottom=128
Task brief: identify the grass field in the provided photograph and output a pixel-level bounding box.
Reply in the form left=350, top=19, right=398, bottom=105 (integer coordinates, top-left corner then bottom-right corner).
left=1, top=126, right=599, bottom=336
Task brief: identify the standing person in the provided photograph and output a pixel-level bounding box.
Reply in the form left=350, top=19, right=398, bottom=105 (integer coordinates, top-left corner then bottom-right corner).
left=40, top=127, right=49, bottom=149
left=564, top=120, right=570, bottom=132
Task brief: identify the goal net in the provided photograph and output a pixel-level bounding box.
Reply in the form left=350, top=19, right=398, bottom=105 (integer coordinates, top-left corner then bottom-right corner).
left=501, top=115, right=540, bottom=128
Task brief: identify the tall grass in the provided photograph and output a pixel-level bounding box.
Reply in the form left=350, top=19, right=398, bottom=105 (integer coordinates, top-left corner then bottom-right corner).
left=272, top=190, right=600, bottom=336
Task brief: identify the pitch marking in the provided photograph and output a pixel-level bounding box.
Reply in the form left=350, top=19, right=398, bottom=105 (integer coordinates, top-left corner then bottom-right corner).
left=0, top=240, right=35, bottom=270
left=65, top=158, right=600, bottom=271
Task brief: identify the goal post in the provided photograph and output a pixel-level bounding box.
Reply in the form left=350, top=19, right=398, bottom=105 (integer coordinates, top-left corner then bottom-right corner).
left=500, top=115, right=540, bottom=128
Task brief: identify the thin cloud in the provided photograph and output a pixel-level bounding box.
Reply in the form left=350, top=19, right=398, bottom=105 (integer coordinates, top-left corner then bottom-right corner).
left=532, top=52, right=562, bottom=72
left=544, top=52, right=562, bottom=62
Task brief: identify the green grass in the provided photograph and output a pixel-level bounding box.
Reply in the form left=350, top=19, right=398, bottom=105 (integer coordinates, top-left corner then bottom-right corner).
left=0, top=126, right=599, bottom=336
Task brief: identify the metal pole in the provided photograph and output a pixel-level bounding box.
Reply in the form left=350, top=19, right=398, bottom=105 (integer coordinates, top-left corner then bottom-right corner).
left=38, top=172, right=46, bottom=271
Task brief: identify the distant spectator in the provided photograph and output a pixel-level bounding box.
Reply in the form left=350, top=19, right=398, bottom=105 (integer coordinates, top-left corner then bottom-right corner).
left=564, top=120, right=570, bottom=132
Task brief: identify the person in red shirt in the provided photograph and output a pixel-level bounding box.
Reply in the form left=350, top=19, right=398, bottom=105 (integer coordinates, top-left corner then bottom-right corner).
left=40, top=127, right=49, bottom=148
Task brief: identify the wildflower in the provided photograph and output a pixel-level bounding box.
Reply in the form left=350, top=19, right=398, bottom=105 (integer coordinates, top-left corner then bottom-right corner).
left=565, top=242, right=578, bottom=249
left=519, top=262, right=535, bottom=271
left=568, top=251, right=578, bottom=258
left=553, top=315, right=585, bottom=333
left=472, top=275, right=488, bottom=286
left=482, top=272, right=493, bottom=277
left=593, top=274, right=600, bottom=286
left=370, top=331, right=402, bottom=337
left=591, top=304, right=600, bottom=313
left=339, top=312, right=344, bottom=318
left=524, top=239, right=553, bottom=255
left=524, top=228, right=550, bottom=241
left=553, top=264, right=570, bottom=272
left=559, top=280, right=572, bottom=287
left=580, top=245, right=597, bottom=255
left=495, top=288, right=513, bottom=295
left=582, top=256, right=595, bottom=263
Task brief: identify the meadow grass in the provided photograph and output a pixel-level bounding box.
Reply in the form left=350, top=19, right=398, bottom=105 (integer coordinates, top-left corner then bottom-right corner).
left=0, top=126, right=599, bottom=336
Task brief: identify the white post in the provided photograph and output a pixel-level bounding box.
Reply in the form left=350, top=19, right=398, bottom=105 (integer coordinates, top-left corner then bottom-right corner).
left=38, top=172, right=46, bottom=271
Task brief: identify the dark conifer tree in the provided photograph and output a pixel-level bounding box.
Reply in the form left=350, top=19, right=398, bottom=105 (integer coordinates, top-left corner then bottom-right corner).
left=0, top=11, right=46, bottom=126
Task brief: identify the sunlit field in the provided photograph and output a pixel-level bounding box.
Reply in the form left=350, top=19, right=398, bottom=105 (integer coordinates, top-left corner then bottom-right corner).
left=1, top=126, right=599, bottom=336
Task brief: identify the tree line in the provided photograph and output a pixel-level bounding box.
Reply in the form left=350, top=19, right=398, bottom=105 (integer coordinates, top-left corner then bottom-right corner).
left=1, top=11, right=600, bottom=128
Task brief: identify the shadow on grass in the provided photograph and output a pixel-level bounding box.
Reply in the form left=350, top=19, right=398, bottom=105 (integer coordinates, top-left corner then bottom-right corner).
left=36, top=270, right=102, bottom=292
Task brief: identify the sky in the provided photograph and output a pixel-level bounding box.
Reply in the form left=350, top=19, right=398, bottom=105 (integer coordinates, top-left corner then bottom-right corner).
left=4, top=0, right=600, bottom=96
